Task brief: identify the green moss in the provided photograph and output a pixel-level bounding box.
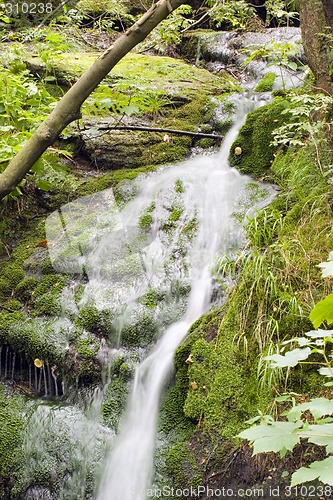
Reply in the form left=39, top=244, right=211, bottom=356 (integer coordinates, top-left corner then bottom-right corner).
left=3, top=318, right=66, bottom=366
left=0, top=311, right=26, bottom=343
left=138, top=214, right=153, bottom=229
left=229, top=97, right=290, bottom=177
left=102, top=378, right=129, bottom=430
left=141, top=138, right=191, bottom=166
left=175, top=179, right=185, bottom=193
left=76, top=305, right=113, bottom=336
left=15, top=277, right=39, bottom=301
left=166, top=442, right=202, bottom=489
left=138, top=288, right=165, bottom=309
left=33, top=292, right=62, bottom=317
left=75, top=337, right=97, bottom=358
left=32, top=275, right=66, bottom=298
left=0, top=385, right=26, bottom=481
left=121, top=309, right=158, bottom=347
left=5, top=299, right=22, bottom=311
left=0, top=278, right=12, bottom=298
left=0, top=263, right=24, bottom=287
left=254, top=72, right=276, bottom=92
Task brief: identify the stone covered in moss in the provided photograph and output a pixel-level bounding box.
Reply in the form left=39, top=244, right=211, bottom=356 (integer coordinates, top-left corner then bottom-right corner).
left=254, top=72, right=276, bottom=92
left=0, top=385, right=26, bottom=494
left=166, top=442, right=202, bottom=490
left=229, top=97, right=290, bottom=177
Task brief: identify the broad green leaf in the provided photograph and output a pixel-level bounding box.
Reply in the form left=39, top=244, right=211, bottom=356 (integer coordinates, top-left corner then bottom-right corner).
left=306, top=329, right=333, bottom=339
left=297, top=337, right=311, bottom=347
left=287, top=398, right=333, bottom=422
left=264, top=348, right=311, bottom=368
left=299, top=424, right=333, bottom=453
left=318, top=260, right=333, bottom=278
left=319, top=367, right=333, bottom=378
left=0, top=125, right=14, bottom=132
left=35, top=179, right=52, bottom=191
left=287, top=61, right=298, bottom=71
left=238, top=421, right=302, bottom=457
left=310, top=295, right=333, bottom=328
left=291, top=456, right=333, bottom=486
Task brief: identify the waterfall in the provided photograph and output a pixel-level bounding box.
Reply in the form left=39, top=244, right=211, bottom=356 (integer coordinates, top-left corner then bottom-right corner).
left=95, top=96, right=274, bottom=500
left=15, top=95, right=276, bottom=500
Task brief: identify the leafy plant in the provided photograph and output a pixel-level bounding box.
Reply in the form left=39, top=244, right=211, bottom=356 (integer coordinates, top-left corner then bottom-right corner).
left=0, top=60, right=75, bottom=199
left=243, top=40, right=305, bottom=90
left=238, top=252, right=333, bottom=487
left=138, top=5, right=193, bottom=54
left=265, top=0, right=299, bottom=27
left=206, top=0, right=255, bottom=30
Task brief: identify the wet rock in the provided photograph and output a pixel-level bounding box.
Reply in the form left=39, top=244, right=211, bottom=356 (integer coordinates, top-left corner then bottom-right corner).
left=181, top=27, right=305, bottom=89
left=23, top=487, right=54, bottom=499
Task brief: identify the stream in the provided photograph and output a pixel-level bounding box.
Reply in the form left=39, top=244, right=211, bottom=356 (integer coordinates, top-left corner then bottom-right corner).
left=3, top=94, right=276, bottom=499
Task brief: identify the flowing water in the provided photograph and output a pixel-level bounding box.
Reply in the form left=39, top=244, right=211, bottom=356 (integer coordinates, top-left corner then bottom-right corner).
left=13, top=95, right=276, bottom=499
left=94, top=96, right=275, bottom=500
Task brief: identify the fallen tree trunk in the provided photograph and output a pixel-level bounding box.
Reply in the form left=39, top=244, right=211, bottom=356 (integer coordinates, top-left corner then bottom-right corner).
left=0, top=0, right=191, bottom=200
left=87, top=124, right=224, bottom=140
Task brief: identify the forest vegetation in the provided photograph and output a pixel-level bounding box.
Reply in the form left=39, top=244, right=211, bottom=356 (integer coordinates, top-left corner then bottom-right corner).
left=1, top=0, right=333, bottom=497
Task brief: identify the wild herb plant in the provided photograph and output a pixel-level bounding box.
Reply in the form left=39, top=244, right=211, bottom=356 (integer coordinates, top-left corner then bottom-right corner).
left=239, top=252, right=333, bottom=487
left=243, top=40, right=305, bottom=90
left=206, top=0, right=255, bottom=30
left=0, top=58, right=72, bottom=198
left=264, top=0, right=299, bottom=27
left=137, top=5, right=193, bottom=54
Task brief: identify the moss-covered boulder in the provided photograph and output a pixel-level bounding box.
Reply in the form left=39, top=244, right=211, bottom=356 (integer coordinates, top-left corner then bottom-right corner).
left=229, top=97, right=290, bottom=177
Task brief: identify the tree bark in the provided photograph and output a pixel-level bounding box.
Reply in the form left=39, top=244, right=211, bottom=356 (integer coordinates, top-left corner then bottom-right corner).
left=0, top=0, right=190, bottom=201
left=300, top=0, right=333, bottom=94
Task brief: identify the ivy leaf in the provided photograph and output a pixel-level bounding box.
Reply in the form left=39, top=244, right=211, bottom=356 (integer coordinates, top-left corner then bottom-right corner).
left=264, top=348, right=311, bottom=368
left=310, top=295, right=333, bottom=328
left=238, top=421, right=302, bottom=457
left=291, top=456, right=333, bottom=486
left=287, top=398, right=333, bottom=422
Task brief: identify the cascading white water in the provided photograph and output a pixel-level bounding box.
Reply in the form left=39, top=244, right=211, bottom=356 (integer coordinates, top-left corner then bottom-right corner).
left=17, top=95, right=276, bottom=500
left=95, top=96, right=275, bottom=500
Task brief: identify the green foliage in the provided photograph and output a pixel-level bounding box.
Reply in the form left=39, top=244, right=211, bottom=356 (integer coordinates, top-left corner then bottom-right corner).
left=272, top=93, right=333, bottom=151
left=243, top=40, right=305, bottom=90
left=264, top=0, right=299, bottom=27
left=0, top=55, right=75, bottom=198
left=73, top=0, right=134, bottom=30
left=139, top=5, right=193, bottom=54
left=207, top=0, right=256, bottom=30
left=238, top=252, right=333, bottom=487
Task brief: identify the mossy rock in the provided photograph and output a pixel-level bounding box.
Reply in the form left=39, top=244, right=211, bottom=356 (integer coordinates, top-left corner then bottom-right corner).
left=166, top=442, right=202, bottom=490
left=102, top=377, right=130, bottom=430
left=120, top=308, right=158, bottom=347
left=76, top=305, right=113, bottom=337
left=0, top=384, right=27, bottom=485
left=229, top=97, right=290, bottom=178
left=254, top=72, right=276, bottom=92
left=15, top=277, right=39, bottom=302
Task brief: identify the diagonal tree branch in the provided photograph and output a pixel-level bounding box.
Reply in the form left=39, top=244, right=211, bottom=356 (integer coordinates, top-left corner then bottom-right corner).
left=0, top=0, right=191, bottom=201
